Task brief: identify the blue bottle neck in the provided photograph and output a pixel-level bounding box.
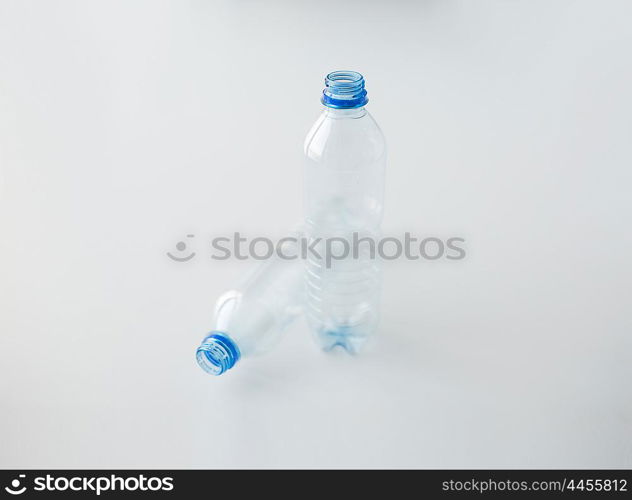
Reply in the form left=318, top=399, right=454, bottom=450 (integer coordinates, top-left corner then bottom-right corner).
left=196, top=332, right=241, bottom=375
left=321, top=70, right=368, bottom=110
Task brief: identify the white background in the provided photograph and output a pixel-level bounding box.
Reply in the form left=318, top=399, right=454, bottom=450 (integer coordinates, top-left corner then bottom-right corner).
left=1, top=0, right=631, bottom=468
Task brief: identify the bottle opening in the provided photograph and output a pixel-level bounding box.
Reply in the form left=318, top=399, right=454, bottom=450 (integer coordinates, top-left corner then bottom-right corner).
left=196, top=332, right=241, bottom=375
left=322, top=70, right=368, bottom=109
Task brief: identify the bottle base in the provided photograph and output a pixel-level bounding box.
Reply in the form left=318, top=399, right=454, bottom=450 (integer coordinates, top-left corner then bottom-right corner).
left=316, top=327, right=370, bottom=355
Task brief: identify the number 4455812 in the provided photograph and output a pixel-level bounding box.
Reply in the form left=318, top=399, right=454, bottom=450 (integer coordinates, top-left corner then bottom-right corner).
left=566, top=479, right=627, bottom=492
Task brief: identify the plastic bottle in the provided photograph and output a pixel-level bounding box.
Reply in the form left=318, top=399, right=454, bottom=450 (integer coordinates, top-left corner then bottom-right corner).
left=196, top=238, right=303, bottom=375
left=303, top=71, right=387, bottom=353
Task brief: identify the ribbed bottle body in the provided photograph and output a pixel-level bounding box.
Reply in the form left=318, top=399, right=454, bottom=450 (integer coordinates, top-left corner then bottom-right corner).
left=303, top=103, right=386, bottom=353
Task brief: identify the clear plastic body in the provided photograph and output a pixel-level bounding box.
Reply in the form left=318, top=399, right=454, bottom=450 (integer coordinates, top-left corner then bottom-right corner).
left=196, top=238, right=303, bottom=375
left=304, top=72, right=386, bottom=353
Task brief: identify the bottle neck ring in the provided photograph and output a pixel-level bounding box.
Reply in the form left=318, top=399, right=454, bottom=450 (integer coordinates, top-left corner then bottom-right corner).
left=321, top=71, right=368, bottom=109
left=196, top=332, right=241, bottom=375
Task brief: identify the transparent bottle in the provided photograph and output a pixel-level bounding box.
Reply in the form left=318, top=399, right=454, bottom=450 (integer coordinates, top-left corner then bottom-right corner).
left=303, top=71, right=387, bottom=353
left=196, top=238, right=303, bottom=375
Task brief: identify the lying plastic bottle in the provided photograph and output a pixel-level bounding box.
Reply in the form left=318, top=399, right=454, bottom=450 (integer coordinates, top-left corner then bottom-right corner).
left=303, top=71, right=387, bottom=353
left=196, top=238, right=303, bottom=375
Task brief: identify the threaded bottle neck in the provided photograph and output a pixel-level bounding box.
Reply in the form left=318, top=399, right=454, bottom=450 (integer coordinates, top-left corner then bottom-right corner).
left=321, top=71, right=368, bottom=109
left=196, top=332, right=241, bottom=375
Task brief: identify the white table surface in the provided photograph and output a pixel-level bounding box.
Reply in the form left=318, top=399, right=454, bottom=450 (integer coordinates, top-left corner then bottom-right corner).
left=1, top=0, right=630, bottom=468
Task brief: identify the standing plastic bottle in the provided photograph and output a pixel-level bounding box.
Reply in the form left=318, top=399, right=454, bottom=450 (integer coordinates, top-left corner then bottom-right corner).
left=303, top=71, right=386, bottom=353
left=196, top=238, right=303, bottom=375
